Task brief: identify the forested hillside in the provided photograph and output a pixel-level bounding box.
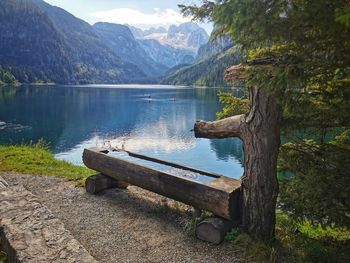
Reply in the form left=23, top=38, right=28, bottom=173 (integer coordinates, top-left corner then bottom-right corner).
left=0, top=67, right=18, bottom=85
left=0, top=0, right=146, bottom=84
left=0, top=0, right=75, bottom=83
left=93, top=23, right=166, bottom=77
left=30, top=0, right=147, bottom=83
left=162, top=35, right=240, bottom=87
left=1, top=0, right=234, bottom=85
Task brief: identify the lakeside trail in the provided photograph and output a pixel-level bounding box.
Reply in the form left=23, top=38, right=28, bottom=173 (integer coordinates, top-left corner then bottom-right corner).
left=1, top=173, right=244, bottom=263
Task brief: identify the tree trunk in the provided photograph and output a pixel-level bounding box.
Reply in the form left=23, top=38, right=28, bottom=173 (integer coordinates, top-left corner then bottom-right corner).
left=194, top=87, right=281, bottom=243
left=240, top=87, right=281, bottom=242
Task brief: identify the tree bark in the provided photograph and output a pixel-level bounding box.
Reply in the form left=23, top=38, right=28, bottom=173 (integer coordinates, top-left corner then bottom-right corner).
left=194, top=87, right=281, bottom=243
left=194, top=114, right=244, bottom=139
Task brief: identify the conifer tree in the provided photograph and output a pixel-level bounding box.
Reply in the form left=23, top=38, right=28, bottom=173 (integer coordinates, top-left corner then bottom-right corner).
left=181, top=0, right=350, bottom=242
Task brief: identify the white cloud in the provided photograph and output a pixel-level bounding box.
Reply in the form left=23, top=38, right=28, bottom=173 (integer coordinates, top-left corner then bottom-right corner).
left=90, top=8, right=191, bottom=28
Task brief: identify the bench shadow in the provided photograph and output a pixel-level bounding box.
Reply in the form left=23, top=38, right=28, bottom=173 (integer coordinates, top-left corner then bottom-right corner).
left=91, top=186, right=200, bottom=236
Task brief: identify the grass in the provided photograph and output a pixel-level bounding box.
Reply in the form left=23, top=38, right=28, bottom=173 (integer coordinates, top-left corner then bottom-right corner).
left=274, top=213, right=350, bottom=263
left=0, top=142, right=93, bottom=185
left=225, top=213, right=350, bottom=263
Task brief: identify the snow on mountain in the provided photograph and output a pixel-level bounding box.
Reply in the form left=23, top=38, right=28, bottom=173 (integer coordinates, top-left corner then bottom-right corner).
left=128, top=22, right=209, bottom=53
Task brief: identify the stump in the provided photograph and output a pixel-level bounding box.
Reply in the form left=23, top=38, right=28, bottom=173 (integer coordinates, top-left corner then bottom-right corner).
left=195, top=217, right=233, bottom=244
left=85, top=173, right=128, bottom=194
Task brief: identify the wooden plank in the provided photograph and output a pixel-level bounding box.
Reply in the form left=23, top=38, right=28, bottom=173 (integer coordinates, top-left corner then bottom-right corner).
left=83, top=148, right=241, bottom=220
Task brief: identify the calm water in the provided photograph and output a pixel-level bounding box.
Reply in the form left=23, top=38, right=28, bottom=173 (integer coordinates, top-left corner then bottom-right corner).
left=0, top=84, right=244, bottom=179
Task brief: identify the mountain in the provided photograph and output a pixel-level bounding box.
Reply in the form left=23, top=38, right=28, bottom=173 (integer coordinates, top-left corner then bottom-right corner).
left=161, top=35, right=241, bottom=87
left=0, top=0, right=74, bottom=83
left=167, top=22, right=209, bottom=52
left=29, top=0, right=146, bottom=83
left=142, top=22, right=209, bottom=53
left=128, top=25, right=144, bottom=39
left=0, top=0, right=216, bottom=84
left=144, top=26, right=167, bottom=36
left=196, top=35, right=233, bottom=62
left=0, top=67, right=18, bottom=85
left=0, top=0, right=146, bottom=84
left=126, top=22, right=209, bottom=69
left=93, top=22, right=166, bottom=77
left=139, top=39, right=195, bottom=69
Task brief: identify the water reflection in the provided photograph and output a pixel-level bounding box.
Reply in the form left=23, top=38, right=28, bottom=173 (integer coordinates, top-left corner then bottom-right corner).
left=0, top=85, right=244, bottom=179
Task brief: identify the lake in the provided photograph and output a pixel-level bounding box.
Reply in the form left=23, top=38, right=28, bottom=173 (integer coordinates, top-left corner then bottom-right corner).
left=0, top=84, right=244, bottom=179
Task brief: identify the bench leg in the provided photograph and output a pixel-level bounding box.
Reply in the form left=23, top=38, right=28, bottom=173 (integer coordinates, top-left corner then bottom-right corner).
left=85, top=173, right=128, bottom=194
left=195, top=217, right=233, bottom=245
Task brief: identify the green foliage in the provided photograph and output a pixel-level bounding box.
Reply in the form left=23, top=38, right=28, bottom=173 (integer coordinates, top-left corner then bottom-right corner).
left=0, top=142, right=93, bottom=184
left=216, top=91, right=248, bottom=119
left=231, top=232, right=278, bottom=262
left=279, top=137, right=350, bottom=228
left=0, top=251, right=7, bottom=263
left=183, top=0, right=350, bottom=229
left=335, top=6, right=350, bottom=27
left=225, top=227, right=241, bottom=242
left=224, top=213, right=350, bottom=262
left=275, top=213, right=350, bottom=263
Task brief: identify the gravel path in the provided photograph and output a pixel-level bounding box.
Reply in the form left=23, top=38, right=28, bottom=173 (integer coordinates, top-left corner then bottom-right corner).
left=2, top=173, right=244, bottom=263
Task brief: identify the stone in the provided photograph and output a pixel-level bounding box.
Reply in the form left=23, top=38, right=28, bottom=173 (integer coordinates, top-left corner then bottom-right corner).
left=0, top=176, right=8, bottom=189
left=0, top=185, right=97, bottom=262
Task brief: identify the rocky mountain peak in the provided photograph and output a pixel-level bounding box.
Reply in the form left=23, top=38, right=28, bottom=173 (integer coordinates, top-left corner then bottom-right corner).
left=129, top=22, right=209, bottom=53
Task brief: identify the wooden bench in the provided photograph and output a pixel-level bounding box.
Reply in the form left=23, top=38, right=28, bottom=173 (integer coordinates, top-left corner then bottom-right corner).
left=83, top=147, right=242, bottom=244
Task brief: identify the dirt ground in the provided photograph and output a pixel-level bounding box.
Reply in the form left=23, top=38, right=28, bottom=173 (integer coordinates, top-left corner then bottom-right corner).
left=1, top=173, right=245, bottom=263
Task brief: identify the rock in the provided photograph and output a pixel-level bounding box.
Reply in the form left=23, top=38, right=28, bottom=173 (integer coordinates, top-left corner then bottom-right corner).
left=0, top=185, right=97, bottom=262
left=0, top=176, right=8, bottom=189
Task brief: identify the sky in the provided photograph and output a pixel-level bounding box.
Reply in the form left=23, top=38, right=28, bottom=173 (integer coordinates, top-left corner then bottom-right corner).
left=44, top=0, right=213, bottom=34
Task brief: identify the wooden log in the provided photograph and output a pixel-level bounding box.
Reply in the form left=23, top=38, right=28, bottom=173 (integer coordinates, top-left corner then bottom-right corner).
left=195, top=217, right=233, bottom=244
left=194, top=114, right=244, bottom=139
left=225, top=64, right=248, bottom=81
left=83, top=148, right=241, bottom=220
left=85, top=173, right=128, bottom=194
